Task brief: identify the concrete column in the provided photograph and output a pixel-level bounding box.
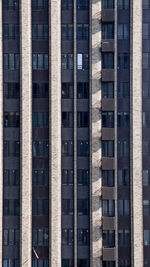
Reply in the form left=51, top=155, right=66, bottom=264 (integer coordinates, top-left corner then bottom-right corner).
left=20, top=0, right=32, bottom=266
left=49, top=0, right=61, bottom=266
left=130, top=0, right=143, bottom=266
left=90, top=0, right=102, bottom=266
left=0, top=0, right=3, bottom=265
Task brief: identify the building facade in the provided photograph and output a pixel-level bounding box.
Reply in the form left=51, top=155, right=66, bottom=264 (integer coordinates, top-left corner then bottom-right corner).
left=0, top=0, right=147, bottom=266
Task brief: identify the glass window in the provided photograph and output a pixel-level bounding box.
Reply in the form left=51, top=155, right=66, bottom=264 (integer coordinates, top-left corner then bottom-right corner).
left=144, top=230, right=150, bottom=246
left=143, top=170, right=149, bottom=186
left=143, top=23, right=149, bottom=39
left=143, top=53, right=149, bottom=69
left=102, top=0, right=114, bottom=8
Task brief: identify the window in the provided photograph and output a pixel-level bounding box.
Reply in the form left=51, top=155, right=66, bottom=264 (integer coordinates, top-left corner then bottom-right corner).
left=62, top=170, right=74, bottom=185
left=144, top=230, right=150, bottom=246
left=143, top=141, right=149, bottom=156
left=77, top=24, right=89, bottom=40
left=4, top=83, right=20, bottom=98
left=118, top=259, right=131, bottom=267
left=33, top=170, right=49, bottom=186
left=77, top=112, right=89, bottom=127
left=143, top=200, right=150, bottom=216
left=33, top=83, right=49, bottom=98
left=102, top=53, right=114, bottom=69
left=62, top=141, right=73, bottom=156
left=62, top=229, right=73, bottom=245
left=32, top=259, right=49, bottom=267
left=118, top=53, right=129, bottom=69
left=62, top=83, right=74, bottom=99
left=77, top=260, right=89, bottom=267
left=62, top=24, right=73, bottom=40
left=33, top=54, right=48, bottom=70
left=143, top=112, right=149, bottom=127
left=3, top=260, right=19, bottom=267
left=4, top=112, right=19, bottom=128
left=33, top=228, right=48, bottom=246
left=4, top=199, right=20, bottom=216
left=62, top=112, right=73, bottom=127
left=62, top=54, right=74, bottom=70
left=143, top=53, right=149, bottom=69
left=78, top=229, right=89, bottom=245
left=102, top=170, right=114, bottom=187
left=77, top=141, right=89, bottom=157
left=118, top=0, right=129, bottom=9
left=62, top=259, right=74, bottom=267
left=33, top=112, right=48, bottom=128
left=102, top=0, right=114, bottom=8
left=77, top=83, right=89, bottom=99
left=118, top=169, right=129, bottom=186
left=143, top=23, right=149, bottom=39
left=32, top=0, right=48, bottom=9
left=4, top=170, right=19, bottom=186
left=102, top=112, right=114, bottom=128
left=33, top=141, right=49, bottom=157
left=4, top=141, right=20, bottom=157
left=102, top=82, right=114, bottom=98
left=102, top=200, right=115, bottom=217
left=118, top=82, right=129, bottom=98
left=143, top=170, right=149, bottom=186
left=61, top=0, right=73, bottom=10
left=102, top=141, right=114, bottom=157
left=78, top=199, right=89, bottom=215
left=33, top=200, right=48, bottom=215
left=3, top=0, right=19, bottom=9
left=102, top=262, right=115, bottom=267
left=62, top=199, right=73, bottom=215
left=3, top=24, right=19, bottom=39
left=77, top=170, right=89, bottom=185
left=77, top=0, right=89, bottom=10
left=4, top=54, right=20, bottom=70
left=102, top=23, right=114, bottom=39
left=102, top=230, right=115, bottom=248
left=117, top=112, right=130, bottom=127
left=118, top=24, right=129, bottom=40
left=77, top=54, right=89, bottom=70
left=118, top=141, right=129, bottom=157
left=143, top=82, right=150, bottom=98
left=32, top=24, right=48, bottom=40
left=118, top=229, right=130, bottom=246
left=118, top=200, right=130, bottom=216
left=143, top=0, right=150, bottom=9
left=3, top=229, right=19, bottom=246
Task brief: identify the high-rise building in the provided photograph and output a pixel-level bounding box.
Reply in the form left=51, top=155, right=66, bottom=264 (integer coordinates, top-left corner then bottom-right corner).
left=0, top=0, right=148, bottom=266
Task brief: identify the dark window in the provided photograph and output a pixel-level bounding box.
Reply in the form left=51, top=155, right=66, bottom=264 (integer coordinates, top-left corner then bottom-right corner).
left=77, top=112, right=89, bottom=127
left=62, top=54, right=74, bottom=70
left=32, top=259, right=49, bottom=267
left=33, top=54, right=48, bottom=70
left=118, top=82, right=129, bottom=98
left=62, top=199, right=73, bottom=215
left=102, top=262, right=115, bottom=267
left=102, top=200, right=115, bottom=217
left=102, top=112, right=114, bottom=128
left=118, top=53, right=129, bottom=69
left=77, top=260, right=90, bottom=267
left=4, top=54, right=20, bottom=70
left=62, top=229, right=73, bottom=245
left=61, top=0, right=73, bottom=10
left=118, top=259, right=130, bottom=267
left=102, top=230, right=115, bottom=248
left=62, top=170, right=74, bottom=185
left=118, top=141, right=129, bottom=157
left=118, top=169, right=129, bottom=186
left=3, top=199, right=20, bottom=216
left=32, top=0, right=48, bottom=9
left=102, top=53, right=114, bottom=69
left=4, top=170, right=19, bottom=186
left=33, top=228, right=48, bottom=246
left=3, top=260, right=19, bottom=267
left=143, top=200, right=150, bottom=216
left=143, top=23, right=149, bottom=40
left=77, top=170, right=89, bottom=185
left=144, top=230, right=150, bottom=246
left=62, top=141, right=73, bottom=156
left=118, top=200, right=130, bottom=216
left=102, top=23, right=114, bottom=39
left=118, top=24, right=129, bottom=40
left=143, top=170, right=149, bottom=186
left=77, top=83, right=89, bottom=99
left=62, top=112, right=74, bottom=127
left=33, top=200, right=48, bottom=216
left=118, top=229, right=130, bottom=246
left=102, top=0, right=114, bottom=8
left=32, top=24, right=48, bottom=40
left=143, top=141, right=149, bottom=156
left=77, top=229, right=89, bottom=245
left=62, top=259, right=74, bottom=267
left=62, top=83, right=74, bottom=99
left=77, top=24, right=89, bottom=40
left=33, top=112, right=49, bottom=128
left=4, top=141, right=20, bottom=157
left=77, top=0, right=89, bottom=10
left=33, top=170, right=49, bottom=186
left=61, top=24, right=73, bottom=40
left=4, top=83, right=20, bottom=98
left=117, top=112, right=130, bottom=127
left=33, top=141, right=49, bottom=157
left=102, top=141, right=114, bottom=157
left=118, top=0, right=129, bottom=9
left=77, top=141, right=89, bottom=157
left=33, top=83, right=49, bottom=98
left=102, top=170, right=114, bottom=187
left=3, top=24, right=19, bottom=39
left=102, top=82, right=114, bottom=98
left=3, top=0, right=19, bottom=9
left=3, top=229, right=19, bottom=246
left=78, top=199, right=89, bottom=215
left=4, top=112, right=20, bottom=127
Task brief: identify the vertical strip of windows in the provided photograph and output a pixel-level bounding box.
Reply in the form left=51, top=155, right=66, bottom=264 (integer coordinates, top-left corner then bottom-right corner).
left=2, top=0, right=20, bottom=266
left=32, top=0, right=49, bottom=266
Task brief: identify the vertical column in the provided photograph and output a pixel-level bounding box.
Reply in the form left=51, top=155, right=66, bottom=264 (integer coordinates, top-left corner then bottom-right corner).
left=0, top=0, right=3, bottom=265
left=49, top=0, right=61, bottom=266
left=20, top=0, right=32, bottom=266
left=90, top=0, right=102, bottom=266
left=130, top=0, right=143, bottom=266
